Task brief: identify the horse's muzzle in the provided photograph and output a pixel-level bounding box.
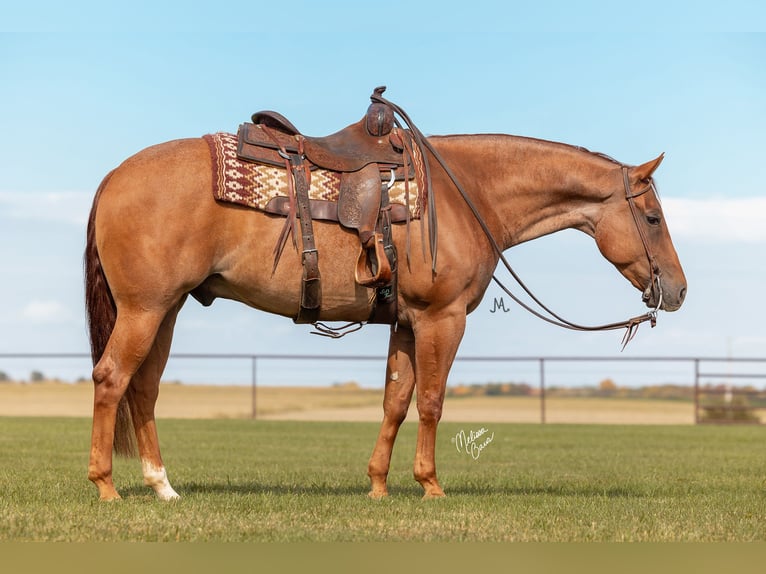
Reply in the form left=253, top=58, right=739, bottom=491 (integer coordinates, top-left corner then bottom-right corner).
left=643, top=277, right=686, bottom=312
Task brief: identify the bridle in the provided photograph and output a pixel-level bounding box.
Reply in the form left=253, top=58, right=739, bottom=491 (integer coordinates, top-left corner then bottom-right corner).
left=623, top=166, right=664, bottom=313
left=482, top=161, right=664, bottom=349
left=485, top=161, right=664, bottom=349
left=371, top=91, right=664, bottom=349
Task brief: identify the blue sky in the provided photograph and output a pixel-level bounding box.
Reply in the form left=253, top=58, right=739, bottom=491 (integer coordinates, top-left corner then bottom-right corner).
left=1, top=4, right=765, bottom=386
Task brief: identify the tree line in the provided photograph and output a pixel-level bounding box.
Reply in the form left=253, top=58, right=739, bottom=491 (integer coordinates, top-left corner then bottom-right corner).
left=447, top=379, right=766, bottom=406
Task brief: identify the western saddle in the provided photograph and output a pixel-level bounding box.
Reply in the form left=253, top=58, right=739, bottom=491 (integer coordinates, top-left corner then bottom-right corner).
left=236, top=86, right=427, bottom=332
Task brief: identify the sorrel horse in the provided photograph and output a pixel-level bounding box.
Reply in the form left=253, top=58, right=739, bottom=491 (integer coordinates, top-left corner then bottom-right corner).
left=84, top=103, right=686, bottom=501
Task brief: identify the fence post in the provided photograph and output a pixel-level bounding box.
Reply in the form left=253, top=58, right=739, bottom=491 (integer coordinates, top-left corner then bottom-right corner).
left=539, top=358, right=546, bottom=424
left=693, top=358, right=699, bottom=425
left=251, top=356, right=257, bottom=420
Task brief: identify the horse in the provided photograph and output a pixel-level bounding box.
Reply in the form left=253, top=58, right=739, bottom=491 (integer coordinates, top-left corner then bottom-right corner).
left=84, top=111, right=687, bottom=501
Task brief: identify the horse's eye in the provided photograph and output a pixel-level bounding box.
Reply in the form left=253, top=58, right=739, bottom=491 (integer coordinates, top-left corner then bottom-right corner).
left=646, top=214, right=661, bottom=226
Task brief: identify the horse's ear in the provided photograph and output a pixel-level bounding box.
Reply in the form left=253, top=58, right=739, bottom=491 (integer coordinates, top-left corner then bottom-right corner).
left=632, top=153, right=664, bottom=181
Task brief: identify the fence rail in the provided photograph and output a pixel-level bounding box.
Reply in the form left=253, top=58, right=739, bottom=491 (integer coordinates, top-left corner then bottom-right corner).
left=2, top=353, right=766, bottom=423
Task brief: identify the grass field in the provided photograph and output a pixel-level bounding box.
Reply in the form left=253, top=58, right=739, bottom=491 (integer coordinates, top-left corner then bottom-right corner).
left=1, top=416, right=764, bottom=542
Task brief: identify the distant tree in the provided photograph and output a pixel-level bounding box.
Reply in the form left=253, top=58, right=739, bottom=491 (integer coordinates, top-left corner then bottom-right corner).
left=598, top=378, right=618, bottom=395
left=485, top=383, right=504, bottom=396
left=0, top=371, right=10, bottom=382
left=30, top=370, right=45, bottom=382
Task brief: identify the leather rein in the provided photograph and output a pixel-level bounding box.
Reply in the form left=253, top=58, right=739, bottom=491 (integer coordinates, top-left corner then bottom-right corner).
left=372, top=92, right=664, bottom=349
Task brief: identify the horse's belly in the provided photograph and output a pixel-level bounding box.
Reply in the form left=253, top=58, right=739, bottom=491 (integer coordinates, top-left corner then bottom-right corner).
left=199, top=219, right=376, bottom=322
left=193, top=273, right=374, bottom=321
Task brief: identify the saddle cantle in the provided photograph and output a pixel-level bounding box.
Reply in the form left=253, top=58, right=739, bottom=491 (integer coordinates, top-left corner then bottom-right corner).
left=234, top=86, right=426, bottom=330
left=241, top=113, right=407, bottom=173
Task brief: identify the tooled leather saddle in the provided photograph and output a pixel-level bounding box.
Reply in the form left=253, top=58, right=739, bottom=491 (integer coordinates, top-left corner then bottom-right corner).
left=236, top=86, right=426, bottom=331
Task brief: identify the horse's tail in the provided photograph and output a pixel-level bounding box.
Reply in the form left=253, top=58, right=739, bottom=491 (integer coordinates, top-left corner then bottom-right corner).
left=84, top=171, right=137, bottom=457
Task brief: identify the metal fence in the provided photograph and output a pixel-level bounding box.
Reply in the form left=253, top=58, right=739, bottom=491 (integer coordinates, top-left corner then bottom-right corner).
left=2, top=353, right=766, bottom=423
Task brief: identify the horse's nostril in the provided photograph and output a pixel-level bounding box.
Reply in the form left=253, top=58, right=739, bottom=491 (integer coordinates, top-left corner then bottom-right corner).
left=679, top=287, right=687, bottom=302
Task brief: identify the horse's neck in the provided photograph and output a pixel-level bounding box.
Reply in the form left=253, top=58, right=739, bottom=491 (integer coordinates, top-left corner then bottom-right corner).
left=432, top=135, right=615, bottom=249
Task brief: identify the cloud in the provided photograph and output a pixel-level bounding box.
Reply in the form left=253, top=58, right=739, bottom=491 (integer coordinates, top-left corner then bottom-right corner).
left=20, top=300, right=74, bottom=324
left=0, top=191, right=92, bottom=226
left=662, top=197, right=766, bottom=243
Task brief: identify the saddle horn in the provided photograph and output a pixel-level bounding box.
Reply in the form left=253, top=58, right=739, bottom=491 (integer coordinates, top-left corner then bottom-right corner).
left=366, top=86, right=394, bottom=137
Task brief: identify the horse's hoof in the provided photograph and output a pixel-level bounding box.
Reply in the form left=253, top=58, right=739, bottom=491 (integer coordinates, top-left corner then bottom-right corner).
left=157, top=491, right=181, bottom=502
left=99, top=493, right=122, bottom=502
left=368, top=489, right=389, bottom=500
left=422, top=490, right=446, bottom=500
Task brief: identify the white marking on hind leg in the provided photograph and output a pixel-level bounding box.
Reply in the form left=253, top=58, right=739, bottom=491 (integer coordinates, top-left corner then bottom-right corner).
left=142, top=459, right=180, bottom=501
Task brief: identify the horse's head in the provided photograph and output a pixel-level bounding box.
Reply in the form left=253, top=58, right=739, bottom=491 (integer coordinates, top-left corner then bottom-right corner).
left=593, top=154, right=687, bottom=312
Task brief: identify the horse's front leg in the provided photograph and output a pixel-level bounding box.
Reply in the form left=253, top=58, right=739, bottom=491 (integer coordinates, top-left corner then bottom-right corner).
left=367, top=326, right=416, bottom=498
left=412, top=308, right=466, bottom=498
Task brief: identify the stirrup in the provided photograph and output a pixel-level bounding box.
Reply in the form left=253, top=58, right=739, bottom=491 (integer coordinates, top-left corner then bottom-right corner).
left=355, top=232, right=392, bottom=287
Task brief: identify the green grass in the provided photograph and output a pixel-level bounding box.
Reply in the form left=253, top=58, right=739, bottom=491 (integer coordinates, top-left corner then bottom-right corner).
left=1, top=417, right=765, bottom=541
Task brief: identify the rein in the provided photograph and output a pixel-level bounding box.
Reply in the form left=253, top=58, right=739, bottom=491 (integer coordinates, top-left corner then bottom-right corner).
left=372, top=91, right=663, bottom=349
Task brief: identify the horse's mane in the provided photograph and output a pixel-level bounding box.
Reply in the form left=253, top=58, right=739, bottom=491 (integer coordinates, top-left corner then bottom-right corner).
left=429, top=133, right=628, bottom=168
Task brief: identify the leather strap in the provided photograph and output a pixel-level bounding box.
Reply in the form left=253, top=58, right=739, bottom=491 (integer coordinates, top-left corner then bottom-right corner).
left=290, top=154, right=322, bottom=324
left=370, top=90, right=436, bottom=273
left=368, top=178, right=398, bottom=325
left=623, top=166, right=661, bottom=303
left=263, top=196, right=411, bottom=224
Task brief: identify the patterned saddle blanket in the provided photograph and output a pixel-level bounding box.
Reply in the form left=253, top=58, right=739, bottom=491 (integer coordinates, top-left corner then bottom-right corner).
left=203, top=132, right=421, bottom=221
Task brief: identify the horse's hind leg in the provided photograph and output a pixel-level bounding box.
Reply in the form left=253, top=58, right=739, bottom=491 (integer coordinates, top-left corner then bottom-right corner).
left=128, top=298, right=186, bottom=500
left=88, top=306, right=168, bottom=501
left=367, top=326, right=416, bottom=498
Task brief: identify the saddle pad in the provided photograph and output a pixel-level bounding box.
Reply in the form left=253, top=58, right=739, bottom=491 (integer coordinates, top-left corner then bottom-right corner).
left=203, top=132, right=421, bottom=218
